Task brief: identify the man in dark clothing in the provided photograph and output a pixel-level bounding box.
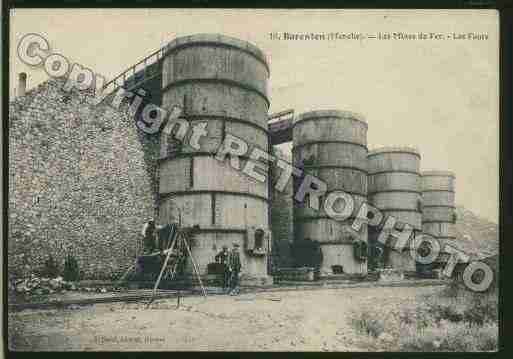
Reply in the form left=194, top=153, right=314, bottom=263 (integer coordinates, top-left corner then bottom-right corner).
left=215, top=245, right=231, bottom=292
left=228, top=243, right=242, bottom=295
left=157, top=223, right=177, bottom=252
left=142, top=219, right=157, bottom=253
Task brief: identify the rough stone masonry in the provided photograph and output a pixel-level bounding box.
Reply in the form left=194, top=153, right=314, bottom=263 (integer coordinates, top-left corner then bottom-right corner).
left=8, top=78, right=156, bottom=280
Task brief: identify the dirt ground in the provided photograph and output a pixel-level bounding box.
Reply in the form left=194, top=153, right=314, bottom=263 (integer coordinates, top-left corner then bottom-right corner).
left=9, top=285, right=443, bottom=351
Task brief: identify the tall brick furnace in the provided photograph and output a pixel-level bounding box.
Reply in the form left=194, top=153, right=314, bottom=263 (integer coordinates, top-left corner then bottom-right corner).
left=157, top=34, right=273, bottom=285
left=292, top=110, right=368, bottom=275
left=367, top=147, right=421, bottom=272
left=421, top=171, right=457, bottom=241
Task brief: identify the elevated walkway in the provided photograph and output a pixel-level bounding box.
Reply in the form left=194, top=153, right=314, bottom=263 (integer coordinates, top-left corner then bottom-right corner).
left=102, top=44, right=295, bottom=145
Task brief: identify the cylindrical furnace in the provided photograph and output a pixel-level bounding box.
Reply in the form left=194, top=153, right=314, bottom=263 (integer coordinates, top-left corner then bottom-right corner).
left=158, top=34, right=272, bottom=286
left=292, top=110, right=368, bottom=275
left=421, top=171, right=457, bottom=242
left=367, top=147, right=421, bottom=272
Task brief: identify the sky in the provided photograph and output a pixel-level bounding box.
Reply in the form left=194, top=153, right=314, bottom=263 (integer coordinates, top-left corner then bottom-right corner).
left=9, top=9, right=499, bottom=222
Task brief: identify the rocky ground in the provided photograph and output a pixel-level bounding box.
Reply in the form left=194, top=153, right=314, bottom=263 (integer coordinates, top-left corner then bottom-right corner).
left=9, top=285, right=444, bottom=351
left=453, top=206, right=498, bottom=259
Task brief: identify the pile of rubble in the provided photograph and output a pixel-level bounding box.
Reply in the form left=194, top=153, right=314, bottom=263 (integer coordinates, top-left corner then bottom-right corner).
left=377, top=268, right=405, bottom=282
left=10, top=275, right=109, bottom=296
left=12, top=276, right=77, bottom=295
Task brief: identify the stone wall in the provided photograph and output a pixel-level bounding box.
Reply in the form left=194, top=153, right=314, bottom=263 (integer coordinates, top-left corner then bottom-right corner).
left=8, top=78, right=155, bottom=280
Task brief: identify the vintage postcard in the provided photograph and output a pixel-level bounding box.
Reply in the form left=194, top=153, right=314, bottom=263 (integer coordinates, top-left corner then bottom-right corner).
left=6, top=8, right=499, bottom=352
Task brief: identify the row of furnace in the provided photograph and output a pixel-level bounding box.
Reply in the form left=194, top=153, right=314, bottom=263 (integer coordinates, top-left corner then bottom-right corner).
left=154, top=34, right=455, bottom=283
left=292, top=110, right=456, bottom=275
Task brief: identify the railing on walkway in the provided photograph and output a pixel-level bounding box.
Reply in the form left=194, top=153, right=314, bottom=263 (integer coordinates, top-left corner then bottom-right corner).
left=102, top=46, right=167, bottom=95
left=102, top=48, right=296, bottom=141
left=269, top=109, right=294, bottom=145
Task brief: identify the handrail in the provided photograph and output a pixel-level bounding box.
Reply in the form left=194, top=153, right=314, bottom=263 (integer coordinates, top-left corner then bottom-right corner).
left=269, top=109, right=294, bottom=121
left=102, top=45, right=167, bottom=94
left=104, top=49, right=297, bottom=127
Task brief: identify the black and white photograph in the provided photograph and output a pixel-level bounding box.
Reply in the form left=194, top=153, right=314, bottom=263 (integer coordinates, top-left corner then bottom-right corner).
left=6, top=7, right=500, bottom=352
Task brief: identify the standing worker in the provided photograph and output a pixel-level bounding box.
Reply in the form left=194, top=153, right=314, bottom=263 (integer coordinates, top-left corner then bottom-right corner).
left=228, top=243, right=242, bottom=296
left=215, top=245, right=231, bottom=292
left=141, top=219, right=168, bottom=253
left=141, top=219, right=157, bottom=254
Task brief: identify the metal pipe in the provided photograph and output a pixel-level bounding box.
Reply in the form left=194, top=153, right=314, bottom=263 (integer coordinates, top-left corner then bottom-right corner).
left=17, top=73, right=27, bottom=97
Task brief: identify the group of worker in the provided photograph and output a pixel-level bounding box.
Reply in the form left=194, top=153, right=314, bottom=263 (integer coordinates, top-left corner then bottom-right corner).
left=141, top=219, right=242, bottom=295
left=214, top=244, right=242, bottom=296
